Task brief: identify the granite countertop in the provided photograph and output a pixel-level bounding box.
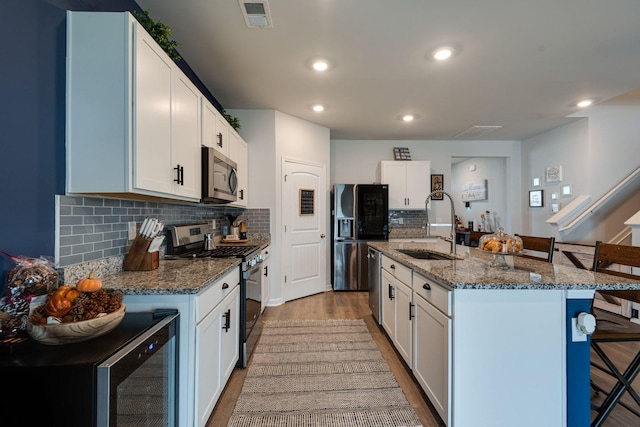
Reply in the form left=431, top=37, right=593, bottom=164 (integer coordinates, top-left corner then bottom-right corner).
left=97, top=237, right=271, bottom=295
left=368, top=239, right=640, bottom=291
left=101, top=257, right=241, bottom=295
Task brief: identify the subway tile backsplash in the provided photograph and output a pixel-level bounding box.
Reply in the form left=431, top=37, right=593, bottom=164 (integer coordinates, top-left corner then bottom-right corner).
left=56, top=195, right=270, bottom=267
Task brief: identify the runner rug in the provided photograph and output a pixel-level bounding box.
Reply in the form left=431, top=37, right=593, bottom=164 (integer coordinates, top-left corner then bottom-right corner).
left=227, top=319, right=422, bottom=427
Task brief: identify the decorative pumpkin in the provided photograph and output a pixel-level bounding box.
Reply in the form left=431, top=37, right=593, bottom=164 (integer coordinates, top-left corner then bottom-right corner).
left=44, top=292, right=72, bottom=317
left=76, top=272, right=102, bottom=292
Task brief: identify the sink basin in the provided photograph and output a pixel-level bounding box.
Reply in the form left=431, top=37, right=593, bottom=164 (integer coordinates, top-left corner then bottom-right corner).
left=397, top=249, right=456, bottom=260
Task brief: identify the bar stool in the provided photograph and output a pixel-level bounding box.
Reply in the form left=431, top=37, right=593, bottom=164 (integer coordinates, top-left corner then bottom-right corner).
left=515, top=234, right=556, bottom=262
left=590, top=241, right=640, bottom=426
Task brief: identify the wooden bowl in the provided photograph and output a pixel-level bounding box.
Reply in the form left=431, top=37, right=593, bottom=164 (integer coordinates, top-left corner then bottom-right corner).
left=27, top=304, right=125, bottom=345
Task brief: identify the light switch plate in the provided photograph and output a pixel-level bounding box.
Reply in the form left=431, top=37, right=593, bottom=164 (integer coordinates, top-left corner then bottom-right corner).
left=571, top=317, right=587, bottom=342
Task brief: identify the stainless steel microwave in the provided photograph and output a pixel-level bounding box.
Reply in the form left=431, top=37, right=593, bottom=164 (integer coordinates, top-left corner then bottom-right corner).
left=201, top=147, right=238, bottom=203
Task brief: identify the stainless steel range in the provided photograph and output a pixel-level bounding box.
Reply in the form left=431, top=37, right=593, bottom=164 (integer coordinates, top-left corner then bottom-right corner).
left=165, top=223, right=264, bottom=368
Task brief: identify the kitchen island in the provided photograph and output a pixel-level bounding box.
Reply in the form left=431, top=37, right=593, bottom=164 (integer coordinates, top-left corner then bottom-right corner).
left=368, top=239, right=640, bottom=427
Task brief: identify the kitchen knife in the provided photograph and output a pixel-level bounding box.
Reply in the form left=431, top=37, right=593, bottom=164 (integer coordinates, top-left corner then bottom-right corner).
left=141, top=218, right=154, bottom=237
left=139, top=218, right=149, bottom=236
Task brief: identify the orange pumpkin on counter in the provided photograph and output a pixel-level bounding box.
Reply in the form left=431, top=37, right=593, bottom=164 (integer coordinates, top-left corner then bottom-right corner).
left=76, top=272, right=102, bottom=292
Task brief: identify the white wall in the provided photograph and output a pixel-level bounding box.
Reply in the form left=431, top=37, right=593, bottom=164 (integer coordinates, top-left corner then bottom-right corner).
left=522, top=106, right=640, bottom=243
left=331, top=139, right=522, bottom=234
left=452, top=157, right=508, bottom=233
left=228, top=109, right=331, bottom=305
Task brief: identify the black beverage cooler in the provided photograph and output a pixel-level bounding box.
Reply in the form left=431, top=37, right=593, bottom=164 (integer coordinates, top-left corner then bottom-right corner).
left=0, top=311, right=179, bottom=427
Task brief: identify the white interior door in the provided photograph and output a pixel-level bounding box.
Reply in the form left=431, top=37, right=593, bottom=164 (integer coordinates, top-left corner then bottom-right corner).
left=283, top=159, right=327, bottom=301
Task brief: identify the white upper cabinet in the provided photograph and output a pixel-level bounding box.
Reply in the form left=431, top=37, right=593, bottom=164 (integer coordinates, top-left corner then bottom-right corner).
left=201, top=99, right=218, bottom=149
left=66, top=11, right=201, bottom=202
left=215, top=113, right=231, bottom=157
left=202, top=98, right=230, bottom=157
left=229, top=129, right=248, bottom=207
left=380, top=160, right=431, bottom=210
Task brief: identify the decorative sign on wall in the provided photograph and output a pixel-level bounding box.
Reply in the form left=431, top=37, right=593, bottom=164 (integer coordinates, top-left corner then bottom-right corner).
left=461, top=180, right=488, bottom=202
left=393, top=147, right=411, bottom=160
left=430, top=174, right=444, bottom=200
left=529, top=189, right=543, bottom=207
left=545, top=165, right=563, bottom=183
left=299, top=189, right=315, bottom=216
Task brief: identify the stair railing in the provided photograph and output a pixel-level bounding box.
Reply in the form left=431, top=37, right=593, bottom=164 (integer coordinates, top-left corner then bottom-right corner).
left=546, top=165, right=640, bottom=233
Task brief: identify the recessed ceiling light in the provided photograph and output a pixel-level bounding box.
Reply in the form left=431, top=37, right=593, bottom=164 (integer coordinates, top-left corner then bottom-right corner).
left=577, top=99, right=593, bottom=108
left=312, top=60, right=329, bottom=71
left=312, top=104, right=325, bottom=112
left=433, top=47, right=453, bottom=61
left=402, top=115, right=415, bottom=122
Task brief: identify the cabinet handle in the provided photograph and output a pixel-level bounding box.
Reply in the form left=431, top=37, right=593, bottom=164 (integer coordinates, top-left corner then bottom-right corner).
left=222, top=282, right=229, bottom=289
left=409, top=302, right=415, bottom=320
left=390, top=264, right=396, bottom=269
left=264, top=265, right=268, bottom=277
left=222, top=308, right=231, bottom=332
left=422, top=283, right=431, bottom=291
left=217, top=132, right=223, bottom=148
left=388, top=283, right=394, bottom=300
left=239, top=189, right=244, bottom=200
left=173, top=164, right=184, bottom=185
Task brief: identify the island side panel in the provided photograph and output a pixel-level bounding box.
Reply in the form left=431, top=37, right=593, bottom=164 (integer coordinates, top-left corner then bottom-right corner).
left=566, top=290, right=595, bottom=427
left=452, top=289, right=565, bottom=427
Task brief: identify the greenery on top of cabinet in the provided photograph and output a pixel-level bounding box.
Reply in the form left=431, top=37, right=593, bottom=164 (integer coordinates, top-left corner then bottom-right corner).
left=132, top=9, right=181, bottom=61
left=222, top=109, right=241, bottom=130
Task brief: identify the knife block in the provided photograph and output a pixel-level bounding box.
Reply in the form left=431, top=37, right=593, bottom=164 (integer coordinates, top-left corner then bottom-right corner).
left=123, top=236, right=159, bottom=271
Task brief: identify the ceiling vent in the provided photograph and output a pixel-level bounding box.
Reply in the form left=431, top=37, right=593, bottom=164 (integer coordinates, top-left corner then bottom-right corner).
left=239, top=0, right=273, bottom=28
left=454, top=125, right=503, bottom=139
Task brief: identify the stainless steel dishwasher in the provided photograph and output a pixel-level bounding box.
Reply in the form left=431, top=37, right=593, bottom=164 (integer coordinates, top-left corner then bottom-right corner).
left=367, top=247, right=382, bottom=324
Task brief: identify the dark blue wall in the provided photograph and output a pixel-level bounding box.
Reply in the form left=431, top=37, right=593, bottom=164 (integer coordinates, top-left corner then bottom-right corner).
left=0, top=0, right=222, bottom=258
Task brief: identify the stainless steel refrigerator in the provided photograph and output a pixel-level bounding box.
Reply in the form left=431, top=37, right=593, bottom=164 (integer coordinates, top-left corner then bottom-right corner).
left=332, top=184, right=388, bottom=291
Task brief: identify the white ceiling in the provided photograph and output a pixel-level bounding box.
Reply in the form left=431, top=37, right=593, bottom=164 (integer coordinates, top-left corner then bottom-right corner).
left=137, top=0, right=640, bottom=141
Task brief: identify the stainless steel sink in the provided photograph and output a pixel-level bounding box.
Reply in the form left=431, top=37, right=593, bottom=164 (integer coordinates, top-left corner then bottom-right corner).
left=397, top=249, right=456, bottom=260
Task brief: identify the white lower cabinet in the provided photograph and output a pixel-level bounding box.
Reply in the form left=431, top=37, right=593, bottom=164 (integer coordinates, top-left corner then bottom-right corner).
left=379, top=257, right=452, bottom=425
left=413, top=291, right=451, bottom=425
left=381, top=255, right=413, bottom=367
left=123, top=266, right=240, bottom=427
left=381, top=269, right=396, bottom=341
left=395, top=280, right=413, bottom=367
left=196, top=285, right=239, bottom=427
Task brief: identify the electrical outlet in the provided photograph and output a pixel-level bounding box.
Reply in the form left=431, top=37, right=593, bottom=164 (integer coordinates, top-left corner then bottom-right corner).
left=211, top=219, right=216, bottom=229
left=631, top=302, right=640, bottom=325
left=398, top=218, right=403, bottom=225
left=128, top=221, right=137, bottom=240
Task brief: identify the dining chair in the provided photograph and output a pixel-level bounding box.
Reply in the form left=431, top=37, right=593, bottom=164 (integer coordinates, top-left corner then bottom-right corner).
left=469, top=231, right=490, bottom=247
left=515, top=234, right=556, bottom=262
left=590, top=241, right=640, bottom=427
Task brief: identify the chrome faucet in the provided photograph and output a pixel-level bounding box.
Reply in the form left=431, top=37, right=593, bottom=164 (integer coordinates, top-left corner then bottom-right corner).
left=425, top=190, right=457, bottom=255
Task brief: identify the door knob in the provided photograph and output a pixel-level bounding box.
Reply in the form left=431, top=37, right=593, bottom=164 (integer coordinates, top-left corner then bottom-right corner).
left=320, top=234, right=326, bottom=238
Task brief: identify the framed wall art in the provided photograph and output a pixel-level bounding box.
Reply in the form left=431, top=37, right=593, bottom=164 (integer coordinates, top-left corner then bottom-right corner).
left=430, top=174, right=444, bottom=200
left=545, top=165, right=563, bottom=183
left=461, top=180, right=488, bottom=202
left=561, top=184, right=572, bottom=197
left=529, top=189, right=543, bottom=207
left=550, top=202, right=560, bottom=213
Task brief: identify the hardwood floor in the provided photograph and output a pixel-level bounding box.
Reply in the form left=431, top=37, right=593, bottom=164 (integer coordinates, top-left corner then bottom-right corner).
left=206, top=290, right=445, bottom=427
left=591, top=341, right=640, bottom=426
left=206, top=291, right=640, bottom=426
